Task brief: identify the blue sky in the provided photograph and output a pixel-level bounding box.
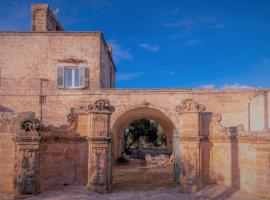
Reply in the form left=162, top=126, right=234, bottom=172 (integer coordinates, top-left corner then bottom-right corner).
left=1, top=0, right=270, bottom=89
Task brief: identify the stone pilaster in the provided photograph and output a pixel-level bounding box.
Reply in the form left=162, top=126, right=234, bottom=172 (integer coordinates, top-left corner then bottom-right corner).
left=176, top=99, right=205, bottom=193
left=13, top=134, right=41, bottom=198
left=87, top=135, right=112, bottom=193
left=75, top=100, right=113, bottom=193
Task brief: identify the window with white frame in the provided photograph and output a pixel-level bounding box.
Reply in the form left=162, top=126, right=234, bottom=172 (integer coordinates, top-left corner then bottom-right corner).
left=57, top=66, right=86, bottom=89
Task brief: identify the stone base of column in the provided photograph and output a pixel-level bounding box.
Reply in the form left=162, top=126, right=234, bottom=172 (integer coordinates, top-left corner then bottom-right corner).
left=180, top=183, right=201, bottom=193
left=87, top=183, right=110, bottom=193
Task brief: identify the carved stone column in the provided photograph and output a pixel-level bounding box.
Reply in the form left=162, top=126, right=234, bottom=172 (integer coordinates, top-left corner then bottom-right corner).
left=176, top=99, right=205, bottom=193
left=83, top=100, right=114, bottom=193
left=13, top=131, right=41, bottom=198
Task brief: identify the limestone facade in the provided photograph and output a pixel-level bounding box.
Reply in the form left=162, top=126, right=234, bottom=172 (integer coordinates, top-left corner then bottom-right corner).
left=0, top=3, right=270, bottom=199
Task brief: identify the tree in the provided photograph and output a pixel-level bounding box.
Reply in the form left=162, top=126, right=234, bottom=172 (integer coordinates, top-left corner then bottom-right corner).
left=124, top=119, right=159, bottom=154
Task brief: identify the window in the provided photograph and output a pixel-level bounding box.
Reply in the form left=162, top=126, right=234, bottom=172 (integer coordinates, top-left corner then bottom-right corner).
left=57, top=66, right=86, bottom=89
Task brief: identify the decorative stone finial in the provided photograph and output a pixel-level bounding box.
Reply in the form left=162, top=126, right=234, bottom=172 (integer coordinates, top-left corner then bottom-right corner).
left=176, top=99, right=206, bottom=113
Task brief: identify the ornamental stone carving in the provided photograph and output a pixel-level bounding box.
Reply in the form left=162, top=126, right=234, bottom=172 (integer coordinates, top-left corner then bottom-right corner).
left=46, top=113, right=77, bottom=133
left=20, top=113, right=77, bottom=134
left=211, top=113, right=222, bottom=122
left=94, top=100, right=113, bottom=112
left=176, top=99, right=206, bottom=113
left=72, top=100, right=114, bottom=114
left=210, top=112, right=246, bottom=135
left=20, top=117, right=44, bottom=133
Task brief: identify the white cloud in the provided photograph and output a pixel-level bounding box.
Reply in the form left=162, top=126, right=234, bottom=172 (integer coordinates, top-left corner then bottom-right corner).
left=139, top=43, right=160, bottom=52
left=221, top=83, right=252, bottom=89
left=109, top=40, right=132, bottom=63
left=116, top=72, right=143, bottom=81
left=161, top=70, right=176, bottom=76
left=185, top=39, right=199, bottom=46
left=198, top=83, right=252, bottom=89
left=163, top=15, right=225, bottom=34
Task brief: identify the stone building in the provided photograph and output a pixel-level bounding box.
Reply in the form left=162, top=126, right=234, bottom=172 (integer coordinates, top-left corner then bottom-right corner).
left=0, top=4, right=270, bottom=199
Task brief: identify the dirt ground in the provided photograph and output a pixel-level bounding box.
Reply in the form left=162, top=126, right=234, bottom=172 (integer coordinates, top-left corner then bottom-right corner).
left=112, top=159, right=176, bottom=190
left=0, top=159, right=266, bottom=200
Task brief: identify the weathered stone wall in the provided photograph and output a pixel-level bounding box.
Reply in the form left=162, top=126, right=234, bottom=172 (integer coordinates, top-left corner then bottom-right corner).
left=100, top=37, right=115, bottom=88
left=31, top=4, right=64, bottom=31
left=203, top=136, right=270, bottom=198
left=0, top=32, right=108, bottom=122
left=0, top=32, right=105, bottom=96
left=0, top=112, right=16, bottom=193
left=0, top=112, right=34, bottom=194
left=250, top=93, right=265, bottom=131
left=39, top=138, right=88, bottom=192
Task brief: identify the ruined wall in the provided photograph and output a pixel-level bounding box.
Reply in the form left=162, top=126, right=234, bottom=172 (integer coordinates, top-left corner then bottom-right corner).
left=39, top=138, right=88, bottom=192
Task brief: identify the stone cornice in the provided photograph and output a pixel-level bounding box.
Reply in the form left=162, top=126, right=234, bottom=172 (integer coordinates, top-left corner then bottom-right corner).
left=40, top=136, right=87, bottom=143
left=0, top=32, right=103, bottom=36
left=13, top=136, right=41, bottom=143
left=87, top=136, right=112, bottom=144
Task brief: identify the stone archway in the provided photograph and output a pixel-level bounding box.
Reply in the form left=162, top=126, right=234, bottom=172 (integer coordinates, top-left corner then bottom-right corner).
left=111, top=106, right=177, bottom=160
left=111, top=105, right=179, bottom=190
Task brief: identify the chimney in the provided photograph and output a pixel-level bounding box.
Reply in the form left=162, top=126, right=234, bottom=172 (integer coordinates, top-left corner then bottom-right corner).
left=31, top=4, right=64, bottom=32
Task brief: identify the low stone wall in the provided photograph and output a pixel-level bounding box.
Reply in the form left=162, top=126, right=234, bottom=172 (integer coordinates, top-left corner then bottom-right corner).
left=200, top=134, right=270, bottom=198
left=1, top=109, right=270, bottom=199
left=38, top=137, right=88, bottom=192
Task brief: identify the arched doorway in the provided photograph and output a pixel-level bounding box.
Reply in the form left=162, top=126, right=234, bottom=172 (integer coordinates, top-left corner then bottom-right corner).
left=112, top=107, right=176, bottom=159
left=111, top=106, right=179, bottom=190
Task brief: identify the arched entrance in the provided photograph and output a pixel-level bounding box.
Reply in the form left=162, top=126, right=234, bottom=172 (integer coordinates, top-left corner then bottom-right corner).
left=112, top=106, right=176, bottom=159
left=111, top=106, right=180, bottom=189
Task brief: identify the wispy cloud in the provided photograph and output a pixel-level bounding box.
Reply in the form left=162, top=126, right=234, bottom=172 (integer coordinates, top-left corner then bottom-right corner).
left=116, top=72, right=143, bottom=81
left=161, top=70, right=176, bottom=76
left=185, top=39, right=199, bottom=46
left=163, top=15, right=225, bottom=34
left=250, top=58, right=270, bottom=70
left=221, top=83, right=252, bottom=89
left=139, top=43, right=160, bottom=52
left=199, top=83, right=252, bottom=89
left=109, top=40, right=132, bottom=63
left=168, top=34, right=181, bottom=41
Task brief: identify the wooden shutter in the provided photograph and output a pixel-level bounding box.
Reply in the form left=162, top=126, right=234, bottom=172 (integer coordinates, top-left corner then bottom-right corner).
left=57, top=66, right=64, bottom=88
left=84, top=67, right=89, bottom=89
left=79, top=67, right=85, bottom=88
